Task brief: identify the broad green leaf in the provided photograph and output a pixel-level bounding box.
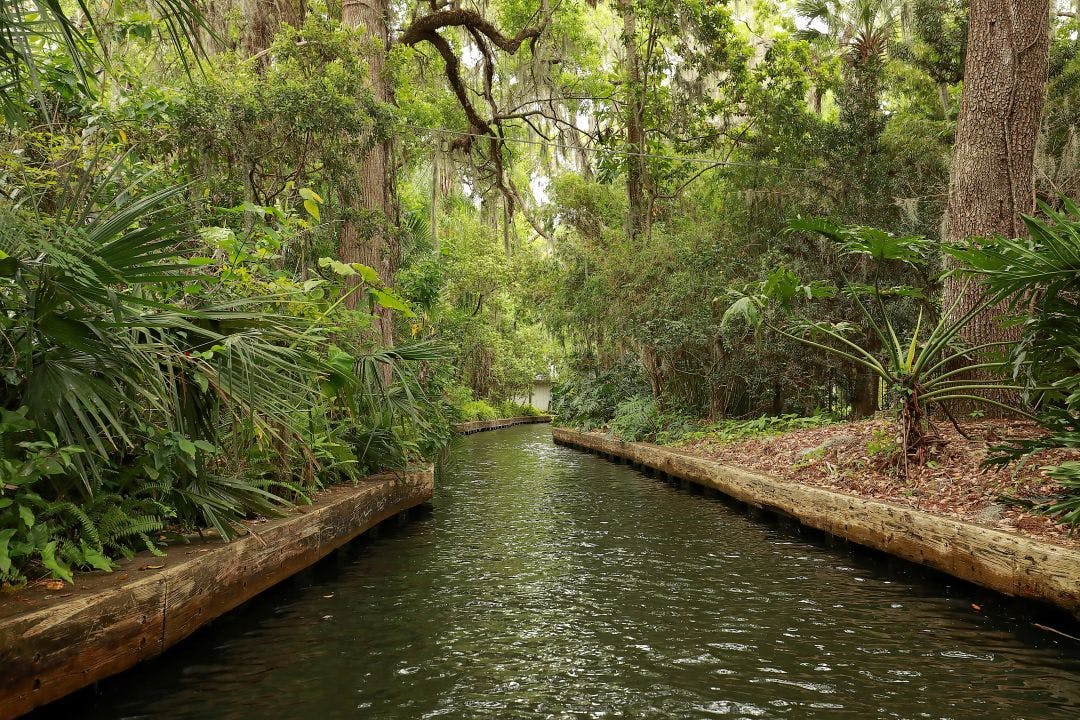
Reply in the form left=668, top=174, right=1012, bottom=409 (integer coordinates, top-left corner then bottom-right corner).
left=319, top=257, right=355, bottom=276
left=721, top=295, right=761, bottom=329
left=41, top=541, right=74, bottom=583
left=303, top=199, right=321, bottom=220
left=0, top=528, right=15, bottom=574
left=178, top=437, right=197, bottom=458
left=80, top=542, right=114, bottom=573
left=0, top=407, right=34, bottom=433
left=0, top=256, right=17, bottom=277
left=17, top=504, right=34, bottom=529
left=372, top=289, right=415, bottom=317
left=328, top=344, right=355, bottom=369
left=352, top=263, right=382, bottom=285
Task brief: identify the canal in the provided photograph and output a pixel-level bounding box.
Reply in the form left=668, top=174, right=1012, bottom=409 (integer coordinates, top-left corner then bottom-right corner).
left=53, top=424, right=1080, bottom=719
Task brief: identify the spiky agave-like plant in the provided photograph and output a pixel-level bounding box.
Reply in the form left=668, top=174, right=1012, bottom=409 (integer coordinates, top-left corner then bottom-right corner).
left=725, top=218, right=1035, bottom=474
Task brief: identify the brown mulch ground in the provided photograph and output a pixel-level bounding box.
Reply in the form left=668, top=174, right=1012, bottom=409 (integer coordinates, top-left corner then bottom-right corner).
left=674, top=418, right=1080, bottom=549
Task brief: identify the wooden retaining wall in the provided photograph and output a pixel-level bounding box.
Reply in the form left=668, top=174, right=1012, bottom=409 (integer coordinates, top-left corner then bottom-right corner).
left=0, top=467, right=434, bottom=719
left=553, top=427, right=1080, bottom=616
left=453, top=416, right=552, bottom=435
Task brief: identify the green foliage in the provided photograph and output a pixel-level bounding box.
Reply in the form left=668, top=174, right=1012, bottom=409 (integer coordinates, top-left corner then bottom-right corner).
left=173, top=17, right=390, bottom=221
left=0, top=23, right=450, bottom=579
left=459, top=400, right=499, bottom=422
left=892, top=0, right=967, bottom=91
left=0, top=0, right=205, bottom=120
left=3, top=0, right=1076, bottom=577
left=955, top=203, right=1080, bottom=525
left=0, top=181, right=325, bottom=490
left=498, top=401, right=544, bottom=418
left=728, top=220, right=1030, bottom=472
left=1041, top=463, right=1080, bottom=527
left=0, top=408, right=168, bottom=583
left=399, top=198, right=559, bottom=409
left=676, top=413, right=838, bottom=448
left=551, top=360, right=650, bottom=431
left=609, top=397, right=682, bottom=443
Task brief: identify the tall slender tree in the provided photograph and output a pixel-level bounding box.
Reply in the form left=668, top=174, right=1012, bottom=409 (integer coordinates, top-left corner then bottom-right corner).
left=617, top=0, right=646, bottom=242
left=341, top=0, right=395, bottom=347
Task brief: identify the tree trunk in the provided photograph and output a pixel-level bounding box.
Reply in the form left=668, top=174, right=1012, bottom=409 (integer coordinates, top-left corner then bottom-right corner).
left=430, top=142, right=440, bottom=252
left=945, top=3, right=1048, bottom=242
left=937, top=82, right=950, bottom=118
left=942, top=1, right=1049, bottom=412
left=618, top=0, right=646, bottom=243
left=851, top=367, right=878, bottom=419
left=340, top=0, right=394, bottom=348
left=204, top=0, right=305, bottom=58
left=241, top=0, right=305, bottom=61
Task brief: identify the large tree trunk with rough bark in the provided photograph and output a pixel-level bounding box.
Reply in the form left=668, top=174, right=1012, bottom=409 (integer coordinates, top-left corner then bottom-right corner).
left=942, top=1, right=1049, bottom=412
left=241, top=0, right=304, bottom=60
left=204, top=0, right=305, bottom=58
left=618, top=0, right=646, bottom=243
left=341, top=0, right=394, bottom=347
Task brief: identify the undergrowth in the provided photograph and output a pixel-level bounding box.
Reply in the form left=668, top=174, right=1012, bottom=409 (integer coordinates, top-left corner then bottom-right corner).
left=670, top=413, right=839, bottom=447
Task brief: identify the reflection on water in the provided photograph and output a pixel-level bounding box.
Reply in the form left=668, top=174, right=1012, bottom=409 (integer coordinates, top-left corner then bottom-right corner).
left=53, top=425, right=1080, bottom=719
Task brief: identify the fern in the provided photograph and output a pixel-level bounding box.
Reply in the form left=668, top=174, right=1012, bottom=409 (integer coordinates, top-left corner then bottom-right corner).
left=54, top=501, right=102, bottom=548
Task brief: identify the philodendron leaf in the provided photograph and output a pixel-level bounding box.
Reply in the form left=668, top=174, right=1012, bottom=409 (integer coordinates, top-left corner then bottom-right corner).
left=17, top=504, right=33, bottom=529
left=319, top=257, right=355, bottom=276
left=80, top=542, right=114, bottom=573
left=41, top=541, right=74, bottom=583
left=0, top=528, right=16, bottom=575
left=352, top=263, right=381, bottom=285
left=371, top=289, right=415, bottom=317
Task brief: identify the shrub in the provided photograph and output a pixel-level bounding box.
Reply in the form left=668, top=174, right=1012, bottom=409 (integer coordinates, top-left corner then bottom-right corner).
left=459, top=400, right=499, bottom=422
left=497, top=401, right=544, bottom=418
left=676, top=413, right=838, bottom=447
left=956, top=203, right=1080, bottom=526
left=728, top=219, right=1030, bottom=475
left=550, top=359, right=650, bottom=429
left=610, top=397, right=694, bottom=443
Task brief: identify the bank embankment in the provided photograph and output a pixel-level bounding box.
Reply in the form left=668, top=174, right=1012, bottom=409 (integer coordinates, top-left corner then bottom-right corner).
left=0, top=467, right=434, bottom=720
left=553, top=427, right=1080, bottom=616
left=453, top=416, right=552, bottom=435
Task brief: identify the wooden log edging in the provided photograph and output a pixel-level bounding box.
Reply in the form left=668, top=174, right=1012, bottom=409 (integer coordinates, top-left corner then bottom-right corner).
left=0, top=467, right=434, bottom=720
left=553, top=427, right=1080, bottom=616
left=453, top=415, right=552, bottom=435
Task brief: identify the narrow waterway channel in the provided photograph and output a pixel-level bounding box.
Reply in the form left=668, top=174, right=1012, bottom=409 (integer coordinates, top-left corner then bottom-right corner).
left=52, top=424, right=1080, bottom=719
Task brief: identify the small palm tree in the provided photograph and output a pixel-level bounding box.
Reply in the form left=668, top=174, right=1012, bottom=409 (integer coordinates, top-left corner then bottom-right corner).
left=797, top=0, right=903, bottom=67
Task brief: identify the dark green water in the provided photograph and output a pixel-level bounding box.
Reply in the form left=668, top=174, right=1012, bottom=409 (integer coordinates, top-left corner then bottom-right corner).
left=59, top=424, right=1080, bottom=719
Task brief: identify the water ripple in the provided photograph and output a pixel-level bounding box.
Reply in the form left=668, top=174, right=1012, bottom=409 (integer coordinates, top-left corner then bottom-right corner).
left=61, top=425, right=1080, bottom=720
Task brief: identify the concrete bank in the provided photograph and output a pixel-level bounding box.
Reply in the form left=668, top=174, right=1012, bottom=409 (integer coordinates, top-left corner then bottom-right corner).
left=553, top=427, right=1080, bottom=616
left=0, top=467, right=434, bottom=719
left=453, top=416, right=552, bottom=435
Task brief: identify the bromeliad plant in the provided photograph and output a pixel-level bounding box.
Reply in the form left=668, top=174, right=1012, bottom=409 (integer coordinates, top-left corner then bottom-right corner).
left=726, top=218, right=1032, bottom=474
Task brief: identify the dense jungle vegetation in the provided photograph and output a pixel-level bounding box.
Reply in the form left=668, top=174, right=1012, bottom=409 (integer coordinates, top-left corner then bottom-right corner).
left=1, top=0, right=1078, bottom=583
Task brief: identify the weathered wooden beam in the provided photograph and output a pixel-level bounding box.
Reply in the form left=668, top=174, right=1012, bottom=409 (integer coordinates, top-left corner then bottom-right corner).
left=553, top=427, right=1080, bottom=616
left=452, top=415, right=552, bottom=435
left=0, top=468, right=434, bottom=719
